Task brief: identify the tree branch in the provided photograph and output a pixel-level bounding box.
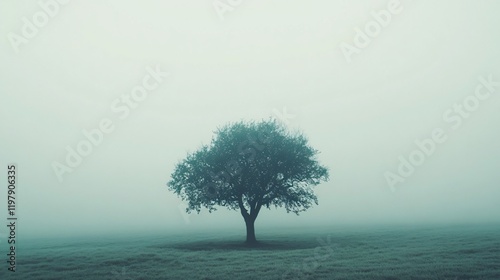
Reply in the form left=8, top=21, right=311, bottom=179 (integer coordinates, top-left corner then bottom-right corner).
left=250, top=198, right=262, bottom=219
left=238, top=194, right=249, bottom=220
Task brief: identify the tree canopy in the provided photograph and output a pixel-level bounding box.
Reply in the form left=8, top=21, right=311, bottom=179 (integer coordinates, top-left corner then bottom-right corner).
left=167, top=119, right=329, bottom=243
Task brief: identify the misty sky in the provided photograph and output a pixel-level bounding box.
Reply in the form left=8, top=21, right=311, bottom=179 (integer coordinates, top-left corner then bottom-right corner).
left=1, top=0, right=499, bottom=238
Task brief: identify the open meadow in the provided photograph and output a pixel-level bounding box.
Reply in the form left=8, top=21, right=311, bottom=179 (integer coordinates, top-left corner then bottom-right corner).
left=2, top=224, right=499, bottom=280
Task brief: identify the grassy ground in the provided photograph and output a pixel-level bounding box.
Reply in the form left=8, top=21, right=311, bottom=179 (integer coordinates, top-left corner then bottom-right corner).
left=1, top=224, right=499, bottom=279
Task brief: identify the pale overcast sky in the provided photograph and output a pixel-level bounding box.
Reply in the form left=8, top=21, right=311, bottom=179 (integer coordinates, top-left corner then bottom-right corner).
left=1, top=0, right=499, bottom=238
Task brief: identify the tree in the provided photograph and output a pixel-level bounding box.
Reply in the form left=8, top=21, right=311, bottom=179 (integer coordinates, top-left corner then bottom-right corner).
left=167, top=119, right=329, bottom=245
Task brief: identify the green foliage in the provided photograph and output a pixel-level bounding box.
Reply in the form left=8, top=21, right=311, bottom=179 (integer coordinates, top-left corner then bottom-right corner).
left=167, top=119, right=330, bottom=217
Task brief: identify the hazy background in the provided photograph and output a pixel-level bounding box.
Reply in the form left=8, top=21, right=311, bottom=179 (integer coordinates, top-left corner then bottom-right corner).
left=1, top=0, right=499, bottom=239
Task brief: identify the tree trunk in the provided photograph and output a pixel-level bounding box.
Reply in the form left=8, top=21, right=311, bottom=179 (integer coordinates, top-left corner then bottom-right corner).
left=245, top=218, right=257, bottom=244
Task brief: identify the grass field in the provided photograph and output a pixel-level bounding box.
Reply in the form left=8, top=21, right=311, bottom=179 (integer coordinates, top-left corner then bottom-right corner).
left=1, top=224, right=499, bottom=279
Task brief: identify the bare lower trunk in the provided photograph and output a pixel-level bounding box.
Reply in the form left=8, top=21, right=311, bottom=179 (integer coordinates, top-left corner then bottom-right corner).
left=245, top=218, right=257, bottom=244
left=239, top=196, right=261, bottom=245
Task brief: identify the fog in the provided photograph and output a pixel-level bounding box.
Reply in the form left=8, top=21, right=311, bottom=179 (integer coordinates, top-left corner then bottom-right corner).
left=1, top=0, right=499, bottom=239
